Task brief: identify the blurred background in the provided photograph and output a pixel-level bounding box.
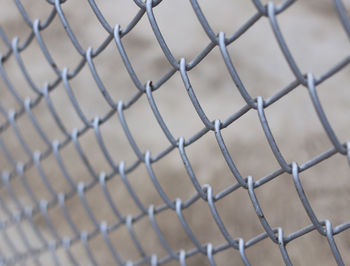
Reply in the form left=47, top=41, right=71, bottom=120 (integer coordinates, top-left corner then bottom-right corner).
left=0, top=0, right=349, bottom=265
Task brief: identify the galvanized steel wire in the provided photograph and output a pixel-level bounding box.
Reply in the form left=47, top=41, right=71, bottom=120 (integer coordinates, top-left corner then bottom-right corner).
left=0, top=0, right=349, bottom=265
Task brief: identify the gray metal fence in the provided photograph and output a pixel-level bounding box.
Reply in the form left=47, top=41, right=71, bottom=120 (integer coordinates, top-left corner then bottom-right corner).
left=0, top=0, right=349, bottom=265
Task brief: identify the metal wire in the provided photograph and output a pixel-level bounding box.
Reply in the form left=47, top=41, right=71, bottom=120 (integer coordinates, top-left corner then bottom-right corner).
left=0, top=0, right=349, bottom=265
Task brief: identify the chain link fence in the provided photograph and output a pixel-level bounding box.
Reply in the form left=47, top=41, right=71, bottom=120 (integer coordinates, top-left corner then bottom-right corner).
left=0, top=0, right=349, bottom=265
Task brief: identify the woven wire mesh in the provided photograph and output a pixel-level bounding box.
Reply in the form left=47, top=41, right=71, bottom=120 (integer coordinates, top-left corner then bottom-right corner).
left=0, top=0, right=349, bottom=265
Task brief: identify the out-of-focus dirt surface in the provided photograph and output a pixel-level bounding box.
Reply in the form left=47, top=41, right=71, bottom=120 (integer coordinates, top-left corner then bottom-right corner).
left=0, top=0, right=349, bottom=265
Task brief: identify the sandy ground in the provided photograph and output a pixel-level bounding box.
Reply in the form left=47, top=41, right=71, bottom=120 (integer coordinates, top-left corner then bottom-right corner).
left=0, top=0, right=349, bottom=265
